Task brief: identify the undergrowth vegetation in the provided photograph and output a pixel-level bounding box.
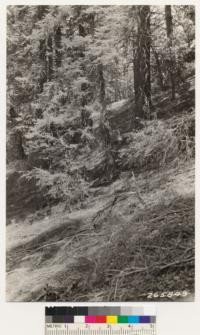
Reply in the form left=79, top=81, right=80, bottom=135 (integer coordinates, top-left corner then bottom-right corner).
left=6, top=5, right=195, bottom=302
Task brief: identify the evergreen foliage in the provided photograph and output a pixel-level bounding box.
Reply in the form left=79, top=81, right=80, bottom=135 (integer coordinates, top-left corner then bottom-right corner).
left=7, top=5, right=195, bottom=214
left=6, top=5, right=195, bottom=302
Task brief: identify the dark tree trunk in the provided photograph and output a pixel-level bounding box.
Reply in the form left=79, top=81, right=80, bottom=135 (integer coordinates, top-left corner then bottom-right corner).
left=98, top=63, right=106, bottom=109
left=38, top=39, right=47, bottom=92
left=152, top=46, right=165, bottom=91
left=38, top=34, right=54, bottom=91
left=78, top=24, right=86, bottom=37
left=144, top=9, right=151, bottom=112
left=165, top=5, right=176, bottom=100
left=17, top=131, right=26, bottom=159
left=54, top=25, right=62, bottom=68
left=46, top=35, right=53, bottom=81
left=165, top=5, right=173, bottom=37
left=88, top=13, right=95, bottom=36
left=134, top=5, right=151, bottom=119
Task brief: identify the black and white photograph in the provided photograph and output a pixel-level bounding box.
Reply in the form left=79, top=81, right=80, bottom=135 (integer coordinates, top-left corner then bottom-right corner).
left=6, top=5, right=195, bottom=302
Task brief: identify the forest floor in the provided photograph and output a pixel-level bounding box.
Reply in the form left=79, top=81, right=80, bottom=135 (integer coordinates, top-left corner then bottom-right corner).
left=6, top=161, right=195, bottom=302
left=6, top=78, right=195, bottom=302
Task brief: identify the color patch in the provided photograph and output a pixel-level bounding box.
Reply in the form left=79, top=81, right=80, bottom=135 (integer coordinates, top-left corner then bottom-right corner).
left=74, top=316, right=85, bottom=323
left=46, top=307, right=88, bottom=316
left=139, top=316, right=151, bottom=323
left=106, top=316, right=118, bottom=323
left=45, top=316, right=52, bottom=323
left=118, top=316, right=128, bottom=323
left=85, top=316, right=96, bottom=323
left=150, top=316, right=156, bottom=323
left=95, top=316, right=106, bottom=323
left=128, top=316, right=140, bottom=323
left=52, top=315, right=65, bottom=323
left=64, top=315, right=74, bottom=323
left=88, top=307, right=121, bottom=316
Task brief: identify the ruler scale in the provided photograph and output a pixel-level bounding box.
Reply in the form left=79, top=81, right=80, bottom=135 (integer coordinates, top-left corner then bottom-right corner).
left=45, top=325, right=156, bottom=335
left=45, top=307, right=156, bottom=335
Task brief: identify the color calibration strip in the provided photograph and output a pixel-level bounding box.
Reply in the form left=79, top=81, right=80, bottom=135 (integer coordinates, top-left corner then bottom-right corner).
left=46, top=306, right=156, bottom=315
left=46, top=314, right=156, bottom=324
left=45, top=307, right=156, bottom=335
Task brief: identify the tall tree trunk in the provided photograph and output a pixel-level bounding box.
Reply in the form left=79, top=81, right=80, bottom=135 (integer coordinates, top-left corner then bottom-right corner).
left=97, top=63, right=106, bottom=109
left=152, top=46, right=165, bottom=91
left=165, top=5, right=176, bottom=100
left=38, top=39, right=47, bottom=92
left=134, top=5, right=151, bottom=118
left=54, top=25, right=62, bottom=68
left=144, top=9, right=151, bottom=112
left=38, top=33, right=54, bottom=92
left=46, top=34, right=53, bottom=81
left=88, top=13, right=95, bottom=36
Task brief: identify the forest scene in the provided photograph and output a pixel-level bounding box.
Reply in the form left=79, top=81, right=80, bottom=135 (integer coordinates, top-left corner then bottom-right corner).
left=6, top=5, right=195, bottom=302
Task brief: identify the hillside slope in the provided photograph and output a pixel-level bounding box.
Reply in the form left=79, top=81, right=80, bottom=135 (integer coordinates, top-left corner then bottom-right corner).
left=6, top=76, right=195, bottom=302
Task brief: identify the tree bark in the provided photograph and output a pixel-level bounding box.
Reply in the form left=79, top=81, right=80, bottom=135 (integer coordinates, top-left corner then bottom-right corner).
left=134, top=5, right=152, bottom=118
left=97, top=63, right=106, bottom=109
left=46, top=34, right=53, bottom=81
left=54, top=25, right=62, bottom=68
left=38, top=39, right=47, bottom=92
left=165, top=5, right=176, bottom=100
left=152, top=46, right=165, bottom=91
